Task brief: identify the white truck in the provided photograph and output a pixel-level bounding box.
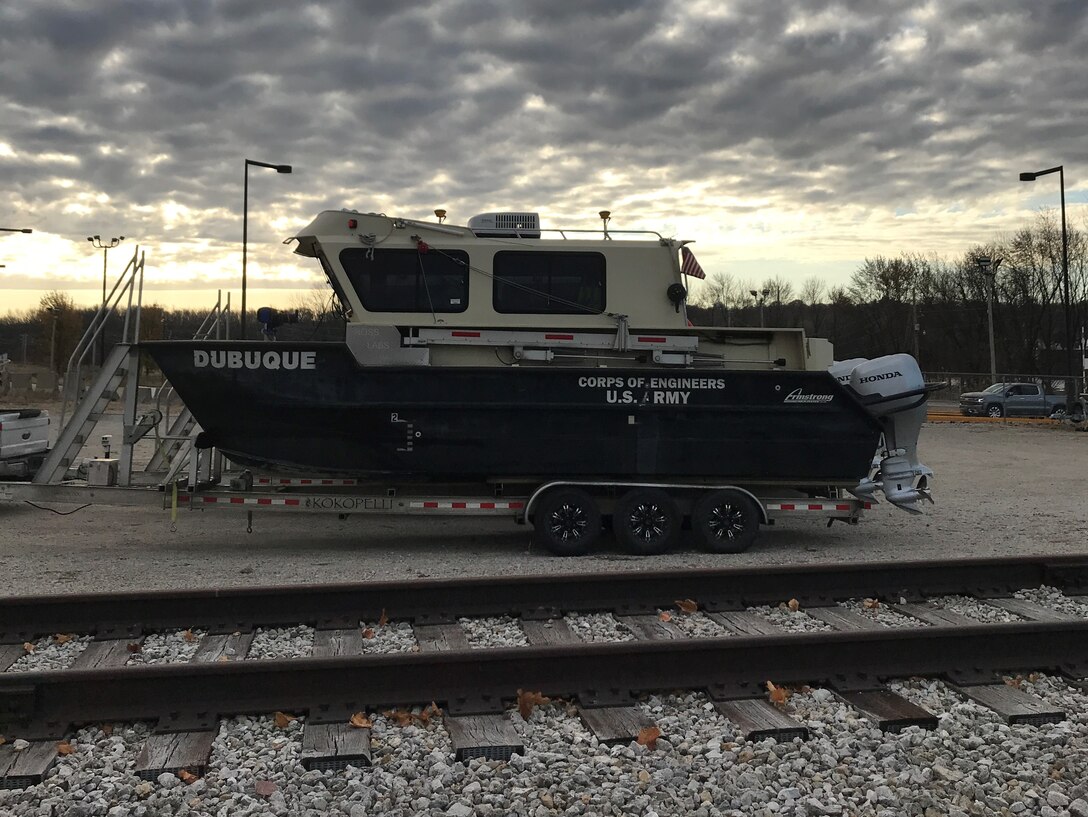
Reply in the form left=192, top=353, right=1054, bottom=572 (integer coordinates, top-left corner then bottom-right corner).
left=0, top=409, right=49, bottom=479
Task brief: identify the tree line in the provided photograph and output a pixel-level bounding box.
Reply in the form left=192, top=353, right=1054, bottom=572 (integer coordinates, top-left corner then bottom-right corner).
left=688, top=211, right=1087, bottom=377
left=0, top=288, right=344, bottom=375
left=2, top=211, right=1085, bottom=380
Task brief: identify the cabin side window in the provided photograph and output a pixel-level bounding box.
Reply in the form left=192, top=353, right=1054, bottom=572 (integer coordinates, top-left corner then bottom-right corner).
left=340, top=248, right=469, bottom=313
left=492, top=251, right=605, bottom=314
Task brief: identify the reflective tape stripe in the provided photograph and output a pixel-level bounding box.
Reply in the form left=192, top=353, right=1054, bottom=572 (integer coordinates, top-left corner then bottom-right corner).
left=409, top=502, right=524, bottom=509
left=200, top=496, right=302, bottom=506
left=766, top=502, right=862, bottom=512
left=255, top=477, right=358, bottom=486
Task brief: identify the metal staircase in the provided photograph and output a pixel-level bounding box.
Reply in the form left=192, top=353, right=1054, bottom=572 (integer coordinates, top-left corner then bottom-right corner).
left=31, top=264, right=232, bottom=487
left=33, top=344, right=133, bottom=484
left=144, top=405, right=195, bottom=472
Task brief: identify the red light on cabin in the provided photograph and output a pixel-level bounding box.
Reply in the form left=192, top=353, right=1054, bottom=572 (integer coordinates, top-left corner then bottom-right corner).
left=347, top=219, right=357, bottom=229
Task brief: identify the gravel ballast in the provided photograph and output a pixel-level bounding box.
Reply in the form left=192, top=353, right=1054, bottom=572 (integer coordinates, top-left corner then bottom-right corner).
left=4, top=680, right=1088, bottom=816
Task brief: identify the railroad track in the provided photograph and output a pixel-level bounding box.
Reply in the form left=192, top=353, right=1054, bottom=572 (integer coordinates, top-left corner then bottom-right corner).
left=3, top=555, right=1088, bottom=789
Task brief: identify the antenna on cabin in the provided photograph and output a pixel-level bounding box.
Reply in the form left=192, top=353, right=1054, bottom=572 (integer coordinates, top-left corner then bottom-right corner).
left=434, top=209, right=447, bottom=224
left=599, top=210, right=611, bottom=240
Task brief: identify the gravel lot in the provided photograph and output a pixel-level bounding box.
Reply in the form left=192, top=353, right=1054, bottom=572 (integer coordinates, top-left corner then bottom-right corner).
left=0, top=422, right=1085, bottom=595
left=2, top=421, right=1088, bottom=817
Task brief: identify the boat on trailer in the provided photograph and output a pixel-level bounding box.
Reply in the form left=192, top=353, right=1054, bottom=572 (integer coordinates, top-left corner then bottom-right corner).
left=141, top=208, right=935, bottom=549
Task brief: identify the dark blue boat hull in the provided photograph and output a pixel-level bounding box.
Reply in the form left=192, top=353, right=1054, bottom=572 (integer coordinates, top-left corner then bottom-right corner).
left=141, top=341, right=884, bottom=484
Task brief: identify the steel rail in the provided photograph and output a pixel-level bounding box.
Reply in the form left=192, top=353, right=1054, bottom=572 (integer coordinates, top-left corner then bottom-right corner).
left=2, top=555, right=1088, bottom=642
left=3, top=621, right=1088, bottom=731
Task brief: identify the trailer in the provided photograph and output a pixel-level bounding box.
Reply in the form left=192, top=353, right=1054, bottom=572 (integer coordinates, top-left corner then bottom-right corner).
left=0, top=464, right=873, bottom=556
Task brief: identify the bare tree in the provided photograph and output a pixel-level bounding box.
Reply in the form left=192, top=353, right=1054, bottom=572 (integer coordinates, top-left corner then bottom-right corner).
left=36, top=291, right=83, bottom=374
left=800, top=276, right=827, bottom=335
left=693, top=272, right=744, bottom=325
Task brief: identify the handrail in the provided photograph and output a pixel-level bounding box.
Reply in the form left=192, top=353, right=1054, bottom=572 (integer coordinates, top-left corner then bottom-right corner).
left=148, top=289, right=230, bottom=471
left=59, top=246, right=144, bottom=428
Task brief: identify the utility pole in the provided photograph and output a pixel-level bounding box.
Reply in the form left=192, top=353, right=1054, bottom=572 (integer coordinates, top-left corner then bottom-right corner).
left=47, top=307, right=59, bottom=375
left=978, top=257, right=1001, bottom=384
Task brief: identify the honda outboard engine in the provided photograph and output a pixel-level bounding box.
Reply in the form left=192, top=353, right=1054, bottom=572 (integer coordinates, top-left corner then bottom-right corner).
left=830, top=354, right=933, bottom=513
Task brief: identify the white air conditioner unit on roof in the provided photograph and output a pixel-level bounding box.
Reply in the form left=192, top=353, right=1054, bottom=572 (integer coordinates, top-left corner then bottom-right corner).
left=467, top=212, right=540, bottom=238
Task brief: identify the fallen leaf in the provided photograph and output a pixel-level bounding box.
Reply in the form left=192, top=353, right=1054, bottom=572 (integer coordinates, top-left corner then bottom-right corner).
left=383, top=708, right=415, bottom=727
left=517, top=689, right=551, bottom=720
left=674, top=599, right=698, bottom=615
left=362, top=628, right=375, bottom=639
left=273, top=711, right=297, bottom=729
left=349, top=712, right=372, bottom=729
left=53, top=634, right=73, bottom=645
left=1005, top=676, right=1023, bottom=688
left=217, top=655, right=230, bottom=663
left=127, top=642, right=143, bottom=653
left=658, top=611, right=672, bottom=622
left=178, top=769, right=198, bottom=784
left=0, top=735, right=5, bottom=746
left=416, top=701, right=442, bottom=726
left=787, top=598, right=801, bottom=612
left=636, top=725, right=662, bottom=749
left=862, top=598, right=880, bottom=610
left=255, top=780, right=277, bottom=796
left=182, top=629, right=198, bottom=643
left=101, top=724, right=114, bottom=737
left=56, top=741, right=74, bottom=756
left=378, top=609, right=389, bottom=627
left=766, top=680, right=791, bottom=705
left=22, top=642, right=35, bottom=654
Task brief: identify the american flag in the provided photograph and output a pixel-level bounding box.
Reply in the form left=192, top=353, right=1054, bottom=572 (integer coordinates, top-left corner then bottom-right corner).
left=680, top=246, right=706, bottom=279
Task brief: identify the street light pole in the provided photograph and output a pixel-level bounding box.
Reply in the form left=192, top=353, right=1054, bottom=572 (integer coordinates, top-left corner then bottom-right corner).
left=1020, top=166, right=1074, bottom=412
left=749, top=288, right=770, bottom=327
left=0, top=227, right=32, bottom=233
left=241, top=158, right=292, bottom=340
left=88, top=235, right=124, bottom=367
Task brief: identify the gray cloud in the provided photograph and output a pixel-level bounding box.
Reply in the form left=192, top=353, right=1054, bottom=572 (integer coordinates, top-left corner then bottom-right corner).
left=2, top=0, right=1087, bottom=275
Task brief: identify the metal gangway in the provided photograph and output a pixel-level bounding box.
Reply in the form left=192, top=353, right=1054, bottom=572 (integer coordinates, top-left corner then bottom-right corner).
left=32, top=249, right=230, bottom=487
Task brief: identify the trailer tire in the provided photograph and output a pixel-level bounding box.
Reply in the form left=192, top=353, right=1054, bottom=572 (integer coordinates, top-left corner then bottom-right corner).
left=614, top=488, right=680, bottom=555
left=693, top=489, right=760, bottom=553
left=533, top=488, right=602, bottom=556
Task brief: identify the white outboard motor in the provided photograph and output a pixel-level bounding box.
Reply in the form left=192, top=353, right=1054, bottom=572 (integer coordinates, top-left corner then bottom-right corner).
left=828, top=358, right=868, bottom=387
left=832, top=354, right=934, bottom=513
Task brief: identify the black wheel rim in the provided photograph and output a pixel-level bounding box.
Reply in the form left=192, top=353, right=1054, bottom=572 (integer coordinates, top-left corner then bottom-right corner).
left=706, top=503, right=746, bottom=540
left=628, top=502, right=669, bottom=541
left=548, top=502, right=588, bottom=541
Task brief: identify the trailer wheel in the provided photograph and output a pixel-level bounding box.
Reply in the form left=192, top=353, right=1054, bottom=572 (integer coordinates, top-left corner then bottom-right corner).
left=614, top=488, right=680, bottom=555
left=693, top=489, right=760, bottom=553
left=533, top=489, right=602, bottom=556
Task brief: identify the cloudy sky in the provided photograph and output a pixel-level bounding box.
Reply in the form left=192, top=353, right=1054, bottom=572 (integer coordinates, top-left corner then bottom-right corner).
left=2, top=0, right=1087, bottom=313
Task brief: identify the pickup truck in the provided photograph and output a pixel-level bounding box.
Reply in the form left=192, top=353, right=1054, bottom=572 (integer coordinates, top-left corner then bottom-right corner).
left=958, top=383, right=1070, bottom=418
left=0, top=408, right=49, bottom=479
